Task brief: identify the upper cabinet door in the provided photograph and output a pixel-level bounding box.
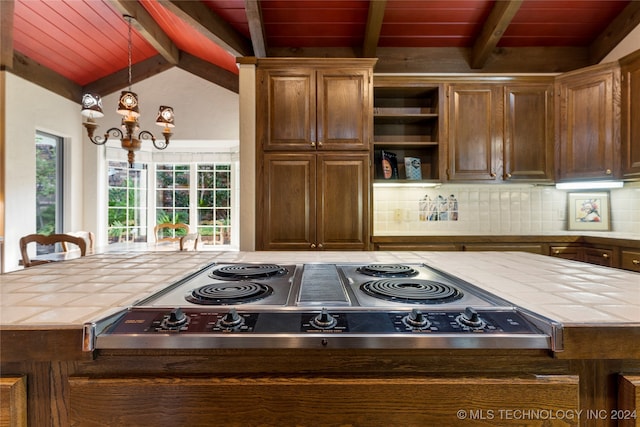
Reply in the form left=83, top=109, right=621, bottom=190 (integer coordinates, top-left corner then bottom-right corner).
left=257, top=65, right=372, bottom=151
left=620, top=51, right=640, bottom=179
left=316, top=69, right=371, bottom=151
left=556, top=63, right=621, bottom=181
left=258, top=68, right=317, bottom=151
left=446, top=84, right=502, bottom=181
left=503, top=83, right=554, bottom=182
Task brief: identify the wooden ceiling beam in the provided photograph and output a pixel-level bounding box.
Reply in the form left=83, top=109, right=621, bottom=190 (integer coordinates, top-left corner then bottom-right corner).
left=590, top=0, right=640, bottom=64
left=244, top=0, right=267, bottom=58
left=158, top=0, right=253, bottom=57
left=470, top=0, right=523, bottom=70
left=362, top=0, right=387, bottom=58
left=0, top=0, right=14, bottom=69
left=109, top=0, right=180, bottom=65
left=83, top=55, right=174, bottom=96
left=10, top=52, right=82, bottom=103
left=178, top=52, right=238, bottom=93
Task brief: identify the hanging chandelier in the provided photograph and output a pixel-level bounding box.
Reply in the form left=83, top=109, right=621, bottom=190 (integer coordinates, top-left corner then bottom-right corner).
left=81, top=15, right=174, bottom=166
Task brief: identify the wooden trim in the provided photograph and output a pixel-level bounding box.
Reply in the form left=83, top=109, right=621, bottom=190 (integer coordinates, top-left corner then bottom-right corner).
left=556, top=327, right=640, bottom=360
left=0, top=0, right=14, bottom=69
left=0, top=376, right=27, bottom=427
left=256, top=57, right=378, bottom=69
left=0, top=329, right=88, bottom=362
left=619, top=375, right=640, bottom=427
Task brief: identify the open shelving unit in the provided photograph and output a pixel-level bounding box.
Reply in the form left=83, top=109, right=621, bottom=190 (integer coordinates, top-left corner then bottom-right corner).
left=373, top=82, right=442, bottom=183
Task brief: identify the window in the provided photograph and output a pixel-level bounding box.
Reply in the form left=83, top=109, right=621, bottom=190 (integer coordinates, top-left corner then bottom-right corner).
left=108, top=162, right=148, bottom=243
left=108, top=161, right=234, bottom=248
left=35, top=131, right=63, bottom=236
left=155, top=163, right=232, bottom=247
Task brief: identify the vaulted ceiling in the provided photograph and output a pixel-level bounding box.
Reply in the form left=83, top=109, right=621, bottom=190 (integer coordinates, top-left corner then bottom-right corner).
left=2, top=0, right=640, bottom=103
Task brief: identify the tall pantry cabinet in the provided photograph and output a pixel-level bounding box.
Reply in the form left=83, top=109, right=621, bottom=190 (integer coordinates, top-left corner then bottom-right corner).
left=256, top=58, right=376, bottom=250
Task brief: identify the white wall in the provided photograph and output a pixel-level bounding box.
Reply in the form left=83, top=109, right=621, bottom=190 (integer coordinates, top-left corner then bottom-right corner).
left=3, top=72, right=85, bottom=272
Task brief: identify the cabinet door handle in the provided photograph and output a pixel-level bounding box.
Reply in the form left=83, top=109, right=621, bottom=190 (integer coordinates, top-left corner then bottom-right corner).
left=490, top=172, right=496, bottom=178
left=317, top=141, right=323, bottom=147
left=632, top=259, right=639, bottom=265
left=553, top=250, right=560, bottom=255
left=505, top=173, right=512, bottom=179
left=318, top=243, right=323, bottom=248
left=310, top=243, right=316, bottom=248
left=602, top=253, right=609, bottom=259
left=310, top=142, right=316, bottom=147
left=605, top=169, right=612, bottom=175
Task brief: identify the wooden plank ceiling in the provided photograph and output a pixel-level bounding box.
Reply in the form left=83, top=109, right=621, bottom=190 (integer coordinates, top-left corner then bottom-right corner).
left=1, top=0, right=639, bottom=102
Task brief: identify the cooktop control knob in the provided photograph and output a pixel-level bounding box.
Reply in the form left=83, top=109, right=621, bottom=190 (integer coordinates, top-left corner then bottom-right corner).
left=219, top=308, right=244, bottom=329
left=161, top=308, right=189, bottom=330
left=311, top=308, right=337, bottom=329
left=457, top=307, right=486, bottom=329
left=403, top=309, right=430, bottom=329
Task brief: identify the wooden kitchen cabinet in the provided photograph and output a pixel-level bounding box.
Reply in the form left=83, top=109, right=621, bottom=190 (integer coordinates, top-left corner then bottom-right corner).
left=445, top=80, right=554, bottom=183
left=260, top=152, right=369, bottom=250
left=555, top=62, right=621, bottom=181
left=257, top=59, right=375, bottom=152
left=69, top=375, right=579, bottom=426
left=503, top=82, right=555, bottom=182
left=446, top=83, right=503, bottom=181
left=620, top=50, right=640, bottom=179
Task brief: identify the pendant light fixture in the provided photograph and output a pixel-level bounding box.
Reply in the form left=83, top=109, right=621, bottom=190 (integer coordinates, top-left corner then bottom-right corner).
left=81, top=15, right=174, bottom=166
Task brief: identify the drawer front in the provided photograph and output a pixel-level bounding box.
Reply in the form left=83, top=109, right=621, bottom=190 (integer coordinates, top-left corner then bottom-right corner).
left=549, top=245, right=580, bottom=261
left=582, top=247, right=614, bottom=267
left=621, top=250, right=640, bottom=272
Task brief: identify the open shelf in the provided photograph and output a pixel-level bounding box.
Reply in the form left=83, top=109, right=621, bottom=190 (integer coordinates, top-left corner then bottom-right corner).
left=373, top=83, right=441, bottom=181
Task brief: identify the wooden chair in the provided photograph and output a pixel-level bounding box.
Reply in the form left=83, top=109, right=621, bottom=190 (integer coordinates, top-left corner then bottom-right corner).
left=154, top=223, right=199, bottom=251
left=61, top=231, right=95, bottom=253
left=19, top=233, right=87, bottom=268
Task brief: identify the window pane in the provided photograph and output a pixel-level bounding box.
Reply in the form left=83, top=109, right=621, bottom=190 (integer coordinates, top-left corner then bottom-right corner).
left=35, top=131, right=62, bottom=240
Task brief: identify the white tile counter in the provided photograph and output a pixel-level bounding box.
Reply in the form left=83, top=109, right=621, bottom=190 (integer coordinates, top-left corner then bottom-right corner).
left=1, top=251, right=638, bottom=327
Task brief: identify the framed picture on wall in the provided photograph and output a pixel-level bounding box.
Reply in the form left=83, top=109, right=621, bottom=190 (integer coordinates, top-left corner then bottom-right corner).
left=567, top=191, right=611, bottom=231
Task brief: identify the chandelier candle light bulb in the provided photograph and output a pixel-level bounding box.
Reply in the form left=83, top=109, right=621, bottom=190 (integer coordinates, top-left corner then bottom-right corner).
left=80, top=15, right=174, bottom=166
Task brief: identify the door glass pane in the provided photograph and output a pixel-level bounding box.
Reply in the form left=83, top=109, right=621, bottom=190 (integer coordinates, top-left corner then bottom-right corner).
left=108, top=161, right=148, bottom=244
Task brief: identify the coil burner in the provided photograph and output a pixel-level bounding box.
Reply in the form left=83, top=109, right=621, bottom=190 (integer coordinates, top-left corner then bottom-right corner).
left=356, top=264, right=419, bottom=278
left=208, top=264, right=288, bottom=281
left=185, top=282, right=273, bottom=305
left=360, top=279, right=464, bottom=304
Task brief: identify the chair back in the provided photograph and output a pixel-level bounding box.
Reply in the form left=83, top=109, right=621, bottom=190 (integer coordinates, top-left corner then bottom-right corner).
left=61, top=231, right=95, bottom=252
left=154, top=223, right=199, bottom=251
left=19, top=233, right=88, bottom=268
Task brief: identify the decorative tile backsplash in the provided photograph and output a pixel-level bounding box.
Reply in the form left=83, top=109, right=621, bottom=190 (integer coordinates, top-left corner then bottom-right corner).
left=374, top=182, right=640, bottom=237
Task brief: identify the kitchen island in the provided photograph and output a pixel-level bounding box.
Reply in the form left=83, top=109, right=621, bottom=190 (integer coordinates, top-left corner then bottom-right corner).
left=1, top=251, right=639, bottom=426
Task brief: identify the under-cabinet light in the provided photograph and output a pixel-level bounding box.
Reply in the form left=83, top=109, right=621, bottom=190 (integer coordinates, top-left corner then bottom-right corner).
left=555, top=181, right=624, bottom=190
left=373, top=182, right=441, bottom=188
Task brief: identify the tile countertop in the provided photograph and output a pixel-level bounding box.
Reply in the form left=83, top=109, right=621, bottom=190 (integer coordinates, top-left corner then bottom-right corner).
left=0, top=251, right=638, bottom=328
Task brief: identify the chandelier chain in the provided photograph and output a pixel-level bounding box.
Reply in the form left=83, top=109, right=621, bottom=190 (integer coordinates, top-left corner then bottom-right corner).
left=126, top=15, right=132, bottom=91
